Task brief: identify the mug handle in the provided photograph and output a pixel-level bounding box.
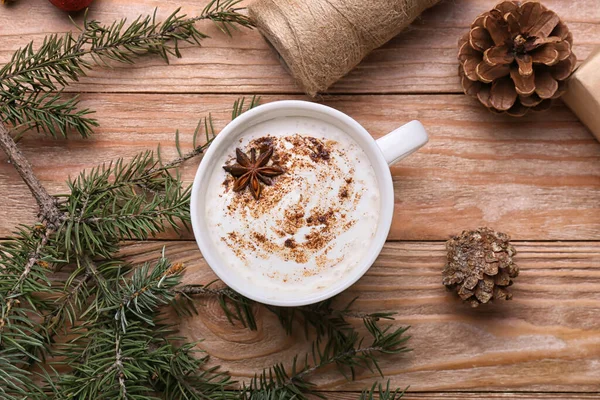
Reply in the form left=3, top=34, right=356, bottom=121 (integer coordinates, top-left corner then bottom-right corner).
left=375, top=120, right=429, bottom=166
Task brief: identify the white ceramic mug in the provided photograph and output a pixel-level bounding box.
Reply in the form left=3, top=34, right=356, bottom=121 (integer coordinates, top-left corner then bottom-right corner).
left=190, top=100, right=428, bottom=307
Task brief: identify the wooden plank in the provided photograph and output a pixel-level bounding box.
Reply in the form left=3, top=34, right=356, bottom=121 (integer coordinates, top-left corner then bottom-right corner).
left=329, top=394, right=600, bottom=400
left=0, top=0, right=598, bottom=94
left=117, top=240, right=600, bottom=392
left=330, top=394, right=600, bottom=400
left=1, top=94, right=599, bottom=240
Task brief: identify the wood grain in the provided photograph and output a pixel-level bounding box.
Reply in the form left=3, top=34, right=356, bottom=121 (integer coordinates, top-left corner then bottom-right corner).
left=1, top=94, right=599, bottom=240
left=330, top=394, right=600, bottom=400
left=118, top=240, right=600, bottom=392
left=0, top=0, right=598, bottom=95
left=2, top=0, right=600, bottom=396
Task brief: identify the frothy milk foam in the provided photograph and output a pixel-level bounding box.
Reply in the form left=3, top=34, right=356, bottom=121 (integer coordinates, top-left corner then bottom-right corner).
left=205, top=116, right=380, bottom=298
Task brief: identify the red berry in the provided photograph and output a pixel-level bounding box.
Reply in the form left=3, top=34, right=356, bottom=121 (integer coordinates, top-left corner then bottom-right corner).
left=48, top=0, right=94, bottom=12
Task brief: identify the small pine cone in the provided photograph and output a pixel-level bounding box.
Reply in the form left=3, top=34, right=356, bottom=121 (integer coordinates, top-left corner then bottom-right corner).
left=442, top=227, right=519, bottom=307
left=458, top=1, right=576, bottom=116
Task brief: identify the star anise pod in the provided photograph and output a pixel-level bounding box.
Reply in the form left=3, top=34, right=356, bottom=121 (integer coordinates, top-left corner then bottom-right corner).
left=223, top=145, right=284, bottom=200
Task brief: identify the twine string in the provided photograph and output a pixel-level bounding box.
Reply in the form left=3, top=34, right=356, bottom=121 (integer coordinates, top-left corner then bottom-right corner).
left=248, top=0, right=440, bottom=96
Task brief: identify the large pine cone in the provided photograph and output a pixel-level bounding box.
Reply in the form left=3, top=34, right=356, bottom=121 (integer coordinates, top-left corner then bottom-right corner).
left=442, top=228, right=519, bottom=307
left=458, top=1, right=576, bottom=116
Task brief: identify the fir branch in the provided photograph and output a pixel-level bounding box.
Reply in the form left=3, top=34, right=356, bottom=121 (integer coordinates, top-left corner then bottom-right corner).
left=0, top=224, right=54, bottom=355
left=2, top=226, right=52, bottom=307
left=1, top=91, right=98, bottom=139
left=0, top=225, right=57, bottom=341
left=0, top=115, right=219, bottom=397
left=243, top=320, right=411, bottom=400
left=49, top=259, right=129, bottom=333
left=0, top=2, right=252, bottom=139
left=150, top=341, right=236, bottom=400
left=112, top=256, right=184, bottom=332
left=0, top=124, right=61, bottom=225
left=44, top=270, right=92, bottom=332
left=1, top=3, right=251, bottom=96
left=0, top=350, right=46, bottom=400
left=55, top=151, right=191, bottom=259
left=54, top=258, right=235, bottom=400
left=0, top=225, right=61, bottom=399
left=82, top=255, right=109, bottom=290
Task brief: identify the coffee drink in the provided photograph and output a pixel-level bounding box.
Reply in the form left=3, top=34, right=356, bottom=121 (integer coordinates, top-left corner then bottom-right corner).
left=204, top=116, right=380, bottom=299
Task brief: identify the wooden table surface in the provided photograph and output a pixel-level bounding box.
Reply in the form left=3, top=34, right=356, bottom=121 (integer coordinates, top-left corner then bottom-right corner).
left=2, top=0, right=600, bottom=398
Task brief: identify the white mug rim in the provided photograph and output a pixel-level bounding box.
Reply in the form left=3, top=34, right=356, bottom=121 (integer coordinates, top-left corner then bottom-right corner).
left=190, top=100, right=394, bottom=307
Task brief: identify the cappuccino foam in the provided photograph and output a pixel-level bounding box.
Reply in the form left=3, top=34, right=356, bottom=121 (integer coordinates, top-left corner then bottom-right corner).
left=204, top=116, right=380, bottom=298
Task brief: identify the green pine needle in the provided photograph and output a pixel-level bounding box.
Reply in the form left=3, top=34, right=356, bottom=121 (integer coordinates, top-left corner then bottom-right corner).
left=243, top=319, right=410, bottom=400
left=359, top=381, right=407, bottom=400
left=0, top=5, right=413, bottom=392
left=0, top=4, right=253, bottom=138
